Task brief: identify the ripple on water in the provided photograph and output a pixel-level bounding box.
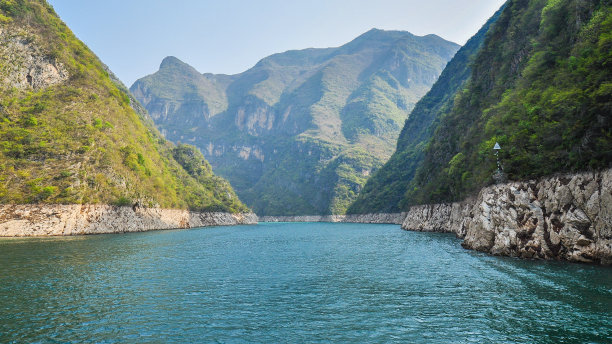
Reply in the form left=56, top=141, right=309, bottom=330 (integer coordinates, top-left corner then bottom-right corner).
left=0, top=222, right=610, bottom=343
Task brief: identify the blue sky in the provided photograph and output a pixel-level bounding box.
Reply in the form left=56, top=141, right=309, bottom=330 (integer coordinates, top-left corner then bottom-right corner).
left=47, top=0, right=506, bottom=86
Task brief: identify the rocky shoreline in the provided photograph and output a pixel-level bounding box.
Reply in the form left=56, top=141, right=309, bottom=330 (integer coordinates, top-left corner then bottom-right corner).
left=401, top=169, right=612, bottom=265
left=0, top=204, right=257, bottom=237
left=3, top=170, right=609, bottom=265
left=259, top=213, right=406, bottom=224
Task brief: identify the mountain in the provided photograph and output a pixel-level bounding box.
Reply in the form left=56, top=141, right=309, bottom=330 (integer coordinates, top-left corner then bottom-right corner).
left=131, top=30, right=460, bottom=215
left=348, top=5, right=505, bottom=213
left=0, top=0, right=248, bottom=213
left=351, top=0, right=611, bottom=212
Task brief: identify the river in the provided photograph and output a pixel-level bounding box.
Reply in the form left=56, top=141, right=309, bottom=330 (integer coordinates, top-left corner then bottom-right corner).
left=1, top=222, right=610, bottom=343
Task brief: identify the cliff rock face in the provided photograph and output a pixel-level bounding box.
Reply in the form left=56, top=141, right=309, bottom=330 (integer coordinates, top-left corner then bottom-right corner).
left=402, top=169, right=612, bottom=265
left=0, top=204, right=257, bottom=237
left=401, top=203, right=470, bottom=235
left=0, top=27, right=68, bottom=90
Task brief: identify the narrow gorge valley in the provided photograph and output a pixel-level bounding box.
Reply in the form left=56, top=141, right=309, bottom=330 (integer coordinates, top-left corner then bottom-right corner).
left=0, top=0, right=609, bottom=265
left=131, top=31, right=460, bottom=215
left=1, top=0, right=611, bottom=342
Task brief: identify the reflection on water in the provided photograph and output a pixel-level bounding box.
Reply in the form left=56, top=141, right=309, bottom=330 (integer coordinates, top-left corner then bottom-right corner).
left=1, top=223, right=610, bottom=343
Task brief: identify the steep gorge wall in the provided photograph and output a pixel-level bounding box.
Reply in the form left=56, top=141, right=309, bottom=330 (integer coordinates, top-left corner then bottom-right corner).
left=0, top=204, right=257, bottom=237
left=401, top=169, right=612, bottom=265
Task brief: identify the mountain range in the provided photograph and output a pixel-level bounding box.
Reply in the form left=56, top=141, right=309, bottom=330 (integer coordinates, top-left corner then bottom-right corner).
left=131, top=30, right=460, bottom=215
left=3, top=0, right=607, bottom=225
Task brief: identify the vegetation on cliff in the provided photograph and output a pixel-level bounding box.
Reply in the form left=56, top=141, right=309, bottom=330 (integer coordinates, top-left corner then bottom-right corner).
left=351, top=0, right=611, bottom=212
left=348, top=6, right=504, bottom=213
left=0, top=0, right=249, bottom=213
left=132, top=31, right=460, bottom=215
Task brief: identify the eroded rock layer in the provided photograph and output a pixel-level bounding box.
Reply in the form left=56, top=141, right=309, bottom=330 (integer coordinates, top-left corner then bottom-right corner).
left=401, top=169, right=612, bottom=265
left=0, top=27, right=68, bottom=90
left=0, top=204, right=257, bottom=236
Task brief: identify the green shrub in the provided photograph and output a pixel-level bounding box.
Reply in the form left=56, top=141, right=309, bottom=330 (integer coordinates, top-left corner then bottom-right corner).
left=38, top=186, right=56, bottom=200
left=58, top=170, right=71, bottom=178
left=113, top=196, right=131, bottom=207
left=23, top=116, right=37, bottom=127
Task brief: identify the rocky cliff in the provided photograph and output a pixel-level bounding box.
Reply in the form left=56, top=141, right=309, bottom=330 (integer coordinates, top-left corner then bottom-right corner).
left=0, top=204, right=257, bottom=236
left=0, top=26, right=68, bottom=90
left=401, top=169, right=612, bottom=265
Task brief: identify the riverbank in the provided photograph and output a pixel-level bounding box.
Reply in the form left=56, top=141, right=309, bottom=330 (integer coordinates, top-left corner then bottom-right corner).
left=0, top=204, right=257, bottom=236
left=401, top=168, right=612, bottom=265
left=259, top=213, right=406, bottom=224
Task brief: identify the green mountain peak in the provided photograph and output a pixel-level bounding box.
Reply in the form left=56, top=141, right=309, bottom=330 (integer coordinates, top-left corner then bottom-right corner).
left=132, top=29, right=460, bottom=215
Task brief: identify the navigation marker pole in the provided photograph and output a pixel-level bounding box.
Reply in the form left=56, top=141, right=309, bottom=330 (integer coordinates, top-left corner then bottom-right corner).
left=494, top=142, right=501, bottom=174
left=492, top=142, right=506, bottom=183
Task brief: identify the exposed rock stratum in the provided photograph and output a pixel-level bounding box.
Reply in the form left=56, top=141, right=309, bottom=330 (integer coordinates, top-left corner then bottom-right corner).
left=401, top=169, right=612, bottom=265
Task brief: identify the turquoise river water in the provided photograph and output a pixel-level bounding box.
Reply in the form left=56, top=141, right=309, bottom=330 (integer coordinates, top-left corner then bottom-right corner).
left=0, top=222, right=611, bottom=343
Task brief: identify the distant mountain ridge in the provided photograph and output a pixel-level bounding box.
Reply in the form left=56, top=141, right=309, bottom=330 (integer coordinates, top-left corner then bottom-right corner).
left=132, top=29, right=460, bottom=215
left=350, top=0, right=611, bottom=212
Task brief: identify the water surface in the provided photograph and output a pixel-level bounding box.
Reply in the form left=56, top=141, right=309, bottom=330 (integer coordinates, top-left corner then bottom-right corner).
left=1, top=222, right=610, bottom=343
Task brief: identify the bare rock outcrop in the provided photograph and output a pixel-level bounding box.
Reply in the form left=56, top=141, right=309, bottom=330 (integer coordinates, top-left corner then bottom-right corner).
left=0, top=204, right=257, bottom=237
left=0, top=28, right=68, bottom=90
left=402, top=169, right=612, bottom=265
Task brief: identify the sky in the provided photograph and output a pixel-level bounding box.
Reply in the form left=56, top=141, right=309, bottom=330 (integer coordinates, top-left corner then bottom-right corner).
left=47, top=0, right=506, bottom=86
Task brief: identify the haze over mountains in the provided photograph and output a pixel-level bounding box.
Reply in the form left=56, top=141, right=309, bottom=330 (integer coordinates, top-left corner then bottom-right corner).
left=132, top=29, right=459, bottom=215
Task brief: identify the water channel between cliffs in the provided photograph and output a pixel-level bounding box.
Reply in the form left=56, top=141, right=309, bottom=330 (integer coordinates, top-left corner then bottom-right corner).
left=1, top=222, right=610, bottom=343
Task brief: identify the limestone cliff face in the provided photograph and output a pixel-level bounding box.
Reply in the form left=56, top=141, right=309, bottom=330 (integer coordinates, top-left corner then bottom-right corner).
left=401, top=203, right=470, bottom=235
left=0, top=27, right=68, bottom=90
left=0, top=204, right=257, bottom=237
left=401, top=169, right=612, bottom=265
